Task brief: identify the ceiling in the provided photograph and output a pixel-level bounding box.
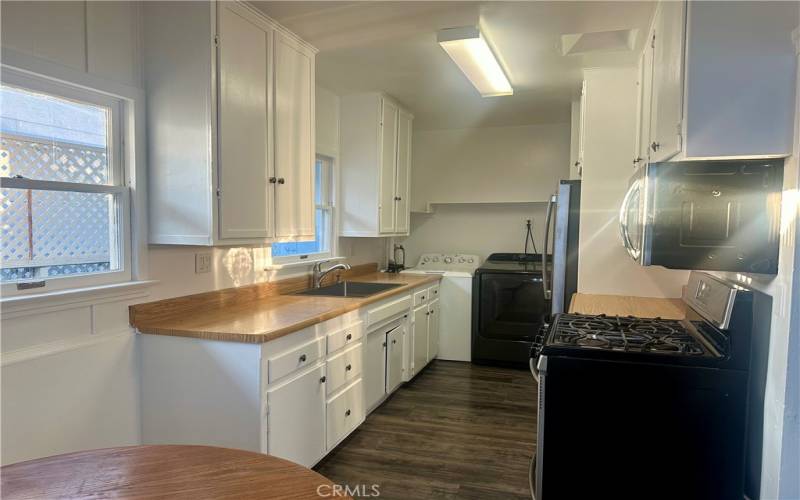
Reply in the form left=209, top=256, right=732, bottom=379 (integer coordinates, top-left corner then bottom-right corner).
left=253, top=1, right=656, bottom=130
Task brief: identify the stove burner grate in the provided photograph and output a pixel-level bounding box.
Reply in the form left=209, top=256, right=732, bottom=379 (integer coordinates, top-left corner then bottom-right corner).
left=549, top=314, right=707, bottom=356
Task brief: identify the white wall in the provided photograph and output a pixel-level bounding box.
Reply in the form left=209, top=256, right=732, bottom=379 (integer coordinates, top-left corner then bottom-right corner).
left=401, top=123, right=569, bottom=264
left=0, top=2, right=384, bottom=465
left=410, top=124, right=570, bottom=212
left=0, top=0, right=145, bottom=465
left=577, top=67, right=689, bottom=298
left=398, top=203, right=548, bottom=266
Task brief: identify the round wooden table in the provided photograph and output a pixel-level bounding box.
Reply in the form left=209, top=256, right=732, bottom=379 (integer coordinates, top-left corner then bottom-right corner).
left=1, top=445, right=351, bottom=499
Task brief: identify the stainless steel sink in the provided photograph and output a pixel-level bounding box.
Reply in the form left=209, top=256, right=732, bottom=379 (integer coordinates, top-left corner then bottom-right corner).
left=295, top=281, right=405, bottom=298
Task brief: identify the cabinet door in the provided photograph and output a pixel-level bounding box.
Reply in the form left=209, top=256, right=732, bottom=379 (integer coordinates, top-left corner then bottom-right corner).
left=378, top=98, right=398, bottom=234
left=274, top=33, right=315, bottom=238
left=386, top=325, right=404, bottom=393
left=266, top=365, right=326, bottom=467
left=412, top=304, right=429, bottom=375
left=394, top=110, right=412, bottom=234
left=635, top=32, right=655, bottom=168
left=575, top=80, right=587, bottom=176
left=217, top=4, right=272, bottom=240
left=364, top=330, right=386, bottom=410
left=650, top=0, right=686, bottom=162
left=427, top=299, right=440, bottom=360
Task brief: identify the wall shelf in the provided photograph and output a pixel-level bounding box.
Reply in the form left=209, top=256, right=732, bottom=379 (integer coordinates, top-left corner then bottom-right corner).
left=411, top=200, right=548, bottom=215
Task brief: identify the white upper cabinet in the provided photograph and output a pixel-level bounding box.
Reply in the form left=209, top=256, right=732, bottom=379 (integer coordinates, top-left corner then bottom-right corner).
left=395, top=110, right=412, bottom=235
left=637, top=1, right=796, bottom=164
left=144, top=1, right=317, bottom=245
left=340, top=93, right=413, bottom=237
left=217, top=4, right=272, bottom=240
left=649, top=0, right=685, bottom=162
left=379, top=98, right=399, bottom=234
left=274, top=33, right=315, bottom=239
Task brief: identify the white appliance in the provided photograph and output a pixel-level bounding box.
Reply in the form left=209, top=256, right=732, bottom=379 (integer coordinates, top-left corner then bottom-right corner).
left=401, top=253, right=480, bottom=362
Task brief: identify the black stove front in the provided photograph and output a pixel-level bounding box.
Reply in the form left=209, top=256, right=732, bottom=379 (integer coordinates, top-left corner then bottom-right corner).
left=530, top=273, right=759, bottom=500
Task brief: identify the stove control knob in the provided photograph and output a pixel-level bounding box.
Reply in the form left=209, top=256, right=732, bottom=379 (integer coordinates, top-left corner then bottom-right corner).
left=458, top=257, right=466, bottom=263
left=468, top=258, right=474, bottom=263
left=444, top=256, right=453, bottom=264
left=423, top=257, right=430, bottom=263
left=432, top=256, right=439, bottom=262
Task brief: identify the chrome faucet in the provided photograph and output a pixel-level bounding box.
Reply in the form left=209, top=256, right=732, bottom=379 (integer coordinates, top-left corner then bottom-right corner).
left=312, top=262, right=351, bottom=288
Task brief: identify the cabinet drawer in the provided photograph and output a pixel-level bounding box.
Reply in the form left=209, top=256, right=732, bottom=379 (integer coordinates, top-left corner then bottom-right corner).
left=327, top=322, right=363, bottom=354
left=366, top=295, right=411, bottom=328
left=326, top=344, right=363, bottom=395
left=428, top=283, right=440, bottom=299
left=326, top=379, right=364, bottom=449
left=268, top=338, right=325, bottom=383
left=413, top=288, right=429, bottom=306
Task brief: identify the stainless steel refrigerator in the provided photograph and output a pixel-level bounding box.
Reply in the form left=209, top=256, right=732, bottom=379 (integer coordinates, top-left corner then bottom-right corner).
left=542, top=180, right=581, bottom=316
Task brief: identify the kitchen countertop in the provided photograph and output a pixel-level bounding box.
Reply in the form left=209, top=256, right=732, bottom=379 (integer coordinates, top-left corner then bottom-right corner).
left=569, top=293, right=687, bottom=319
left=130, top=271, right=440, bottom=344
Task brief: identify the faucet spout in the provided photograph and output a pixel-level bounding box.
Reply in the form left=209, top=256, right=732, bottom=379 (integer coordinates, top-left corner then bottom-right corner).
left=312, top=262, right=352, bottom=288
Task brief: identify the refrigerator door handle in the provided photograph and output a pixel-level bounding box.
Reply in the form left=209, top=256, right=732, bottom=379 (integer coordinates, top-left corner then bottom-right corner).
left=542, top=193, right=557, bottom=300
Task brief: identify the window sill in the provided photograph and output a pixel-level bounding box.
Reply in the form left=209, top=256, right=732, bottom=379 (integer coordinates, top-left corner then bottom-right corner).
left=0, top=280, right=157, bottom=317
left=265, top=256, right=346, bottom=271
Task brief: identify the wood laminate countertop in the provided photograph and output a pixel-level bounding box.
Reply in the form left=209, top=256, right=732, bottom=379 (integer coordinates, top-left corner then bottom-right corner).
left=569, top=293, right=687, bottom=319
left=131, top=272, right=440, bottom=344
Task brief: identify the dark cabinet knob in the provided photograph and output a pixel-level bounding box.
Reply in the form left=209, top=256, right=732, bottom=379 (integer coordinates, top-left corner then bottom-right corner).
left=633, top=157, right=643, bottom=164
left=392, top=339, right=397, bottom=345
left=345, top=409, right=351, bottom=417
left=650, top=142, right=660, bottom=152
left=269, top=177, right=277, bottom=184
left=346, top=333, right=352, bottom=341
left=320, top=376, right=326, bottom=383
left=299, top=354, right=307, bottom=362
left=394, top=196, right=402, bottom=201
left=574, top=161, right=580, bottom=167
left=346, top=364, right=352, bottom=371
left=382, top=342, right=387, bottom=347
left=277, top=178, right=286, bottom=184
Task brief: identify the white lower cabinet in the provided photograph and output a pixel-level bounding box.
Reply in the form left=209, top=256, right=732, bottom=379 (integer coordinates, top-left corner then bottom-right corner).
left=326, top=344, right=362, bottom=395
left=326, top=379, right=364, bottom=449
left=428, top=298, right=440, bottom=359
left=364, top=329, right=387, bottom=410
left=412, top=303, right=429, bottom=375
left=139, top=282, right=441, bottom=469
left=386, top=325, right=405, bottom=393
left=266, top=364, right=326, bottom=467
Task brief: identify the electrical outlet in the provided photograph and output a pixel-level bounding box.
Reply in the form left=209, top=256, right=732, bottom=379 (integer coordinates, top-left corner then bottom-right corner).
left=195, top=253, right=212, bottom=274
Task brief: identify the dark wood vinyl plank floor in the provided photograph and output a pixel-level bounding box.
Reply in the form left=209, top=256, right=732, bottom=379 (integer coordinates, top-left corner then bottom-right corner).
left=315, top=360, right=538, bottom=499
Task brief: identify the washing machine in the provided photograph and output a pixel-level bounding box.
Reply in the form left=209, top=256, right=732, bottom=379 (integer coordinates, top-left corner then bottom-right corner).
left=401, top=253, right=481, bottom=362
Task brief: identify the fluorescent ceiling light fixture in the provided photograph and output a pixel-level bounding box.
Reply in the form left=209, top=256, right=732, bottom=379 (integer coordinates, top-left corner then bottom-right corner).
left=438, top=26, right=513, bottom=97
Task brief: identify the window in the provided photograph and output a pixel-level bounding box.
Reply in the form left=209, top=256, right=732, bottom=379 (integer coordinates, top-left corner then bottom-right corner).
left=0, top=71, right=130, bottom=292
left=271, top=155, right=334, bottom=262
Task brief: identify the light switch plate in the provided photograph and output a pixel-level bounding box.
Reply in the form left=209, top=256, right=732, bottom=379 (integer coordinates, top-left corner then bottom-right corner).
left=195, top=253, right=212, bottom=274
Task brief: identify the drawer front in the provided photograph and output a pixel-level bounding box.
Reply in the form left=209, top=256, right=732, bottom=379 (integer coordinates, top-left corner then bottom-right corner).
left=326, top=344, right=363, bottom=395
left=428, top=283, right=440, bottom=300
left=326, top=379, right=364, bottom=449
left=413, top=288, right=429, bottom=306
left=366, top=295, right=411, bottom=328
left=268, top=337, right=325, bottom=383
left=327, top=322, right=363, bottom=354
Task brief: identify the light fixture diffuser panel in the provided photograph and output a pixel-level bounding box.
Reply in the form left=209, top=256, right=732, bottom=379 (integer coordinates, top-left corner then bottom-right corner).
left=438, top=27, right=513, bottom=97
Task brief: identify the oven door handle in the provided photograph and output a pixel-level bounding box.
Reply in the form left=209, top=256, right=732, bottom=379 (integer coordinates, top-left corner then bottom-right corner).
left=529, top=356, right=540, bottom=383
left=619, top=179, right=642, bottom=262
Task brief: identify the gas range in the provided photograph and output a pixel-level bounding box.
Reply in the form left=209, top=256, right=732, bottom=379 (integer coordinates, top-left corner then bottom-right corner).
left=529, top=272, right=766, bottom=500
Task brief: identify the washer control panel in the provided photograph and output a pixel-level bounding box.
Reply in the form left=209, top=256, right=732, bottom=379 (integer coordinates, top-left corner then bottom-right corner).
left=415, top=253, right=481, bottom=273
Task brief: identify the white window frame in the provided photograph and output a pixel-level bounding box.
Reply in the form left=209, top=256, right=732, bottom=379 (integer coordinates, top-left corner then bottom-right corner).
left=270, top=154, right=337, bottom=266
left=0, top=68, right=132, bottom=296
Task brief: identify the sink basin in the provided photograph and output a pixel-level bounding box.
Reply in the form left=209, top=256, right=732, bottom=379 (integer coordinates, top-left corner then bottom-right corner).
left=295, top=281, right=405, bottom=298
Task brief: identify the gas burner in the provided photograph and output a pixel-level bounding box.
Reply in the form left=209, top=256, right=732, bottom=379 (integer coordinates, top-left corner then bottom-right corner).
left=548, top=314, right=708, bottom=357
